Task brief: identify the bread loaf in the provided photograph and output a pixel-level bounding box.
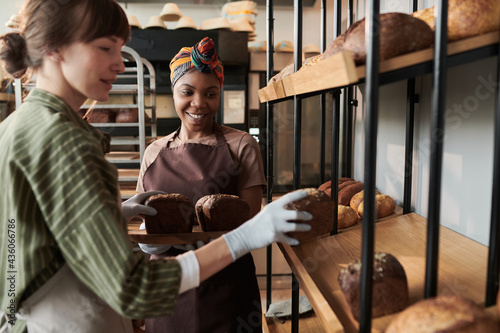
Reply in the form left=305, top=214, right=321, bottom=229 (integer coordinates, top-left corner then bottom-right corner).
left=333, top=12, right=434, bottom=65
left=195, top=194, right=250, bottom=231
left=115, top=108, right=151, bottom=123
left=85, top=108, right=116, bottom=123
left=338, top=182, right=364, bottom=206
left=144, top=193, right=195, bottom=234
left=412, top=0, right=500, bottom=41
left=322, top=32, right=346, bottom=60
left=386, top=295, right=500, bottom=333
left=357, top=194, right=396, bottom=218
left=285, top=188, right=334, bottom=243
left=338, top=252, right=409, bottom=321
left=318, top=178, right=354, bottom=197
left=337, top=205, right=359, bottom=229
left=349, top=189, right=381, bottom=212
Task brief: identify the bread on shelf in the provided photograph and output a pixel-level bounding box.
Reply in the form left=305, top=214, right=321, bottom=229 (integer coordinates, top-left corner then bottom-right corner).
left=349, top=189, right=381, bottom=212
left=83, top=108, right=117, bottom=123
left=285, top=188, right=335, bottom=243
left=195, top=194, right=250, bottom=231
left=357, top=194, right=396, bottom=218
left=115, top=108, right=151, bottom=123
left=337, top=205, right=359, bottom=229
left=386, top=295, right=500, bottom=333
left=338, top=252, right=410, bottom=321
left=144, top=193, right=195, bottom=234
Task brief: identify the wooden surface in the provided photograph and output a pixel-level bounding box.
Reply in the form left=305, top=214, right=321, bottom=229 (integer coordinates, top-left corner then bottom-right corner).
left=258, top=31, right=500, bottom=103
left=279, top=213, right=494, bottom=333
left=0, top=93, right=14, bottom=102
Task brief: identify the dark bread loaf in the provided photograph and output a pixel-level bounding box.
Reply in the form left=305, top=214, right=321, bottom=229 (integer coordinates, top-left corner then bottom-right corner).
left=338, top=182, right=364, bottom=206
left=196, top=194, right=250, bottom=231
left=285, top=188, right=334, bottom=243
left=337, top=205, right=359, bottom=229
left=115, top=108, right=151, bottom=123
left=318, top=178, right=355, bottom=197
left=386, top=295, right=500, bottom=333
left=340, top=12, right=434, bottom=65
left=338, top=252, right=409, bottom=321
left=85, top=108, right=117, bottom=123
left=144, top=193, right=195, bottom=234
left=357, top=194, right=396, bottom=218
left=412, top=0, right=500, bottom=41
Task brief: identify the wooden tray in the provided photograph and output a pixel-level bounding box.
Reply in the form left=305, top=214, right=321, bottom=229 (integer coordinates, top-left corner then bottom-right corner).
left=258, top=31, right=500, bottom=103
left=278, top=213, right=494, bottom=333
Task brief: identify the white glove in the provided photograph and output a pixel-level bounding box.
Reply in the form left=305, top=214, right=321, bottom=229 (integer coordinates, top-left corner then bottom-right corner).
left=223, top=190, right=313, bottom=261
left=122, top=191, right=165, bottom=220
left=138, top=222, right=172, bottom=254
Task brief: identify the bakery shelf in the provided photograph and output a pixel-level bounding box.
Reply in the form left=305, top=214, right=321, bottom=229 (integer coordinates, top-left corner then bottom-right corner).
left=258, top=31, right=500, bottom=104
left=91, top=121, right=155, bottom=128
left=263, top=312, right=327, bottom=333
left=278, top=213, right=494, bottom=332
left=117, top=168, right=140, bottom=181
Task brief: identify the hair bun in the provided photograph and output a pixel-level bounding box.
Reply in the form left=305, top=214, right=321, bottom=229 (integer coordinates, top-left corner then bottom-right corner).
left=190, top=37, right=218, bottom=73
left=0, top=32, right=28, bottom=78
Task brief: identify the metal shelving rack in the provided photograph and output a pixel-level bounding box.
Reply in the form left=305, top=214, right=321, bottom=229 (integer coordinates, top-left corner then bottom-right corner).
left=261, top=0, right=500, bottom=332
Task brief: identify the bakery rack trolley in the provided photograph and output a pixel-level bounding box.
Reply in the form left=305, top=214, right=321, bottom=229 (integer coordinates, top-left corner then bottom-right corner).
left=14, top=46, right=157, bottom=170
left=260, top=0, right=500, bottom=332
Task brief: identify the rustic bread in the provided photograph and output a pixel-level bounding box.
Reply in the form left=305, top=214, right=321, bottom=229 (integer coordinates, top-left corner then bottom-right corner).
left=338, top=182, right=364, bottom=206
left=412, top=0, right=500, bottom=41
left=339, top=12, right=434, bottom=65
left=337, top=205, right=359, bottom=229
left=386, top=295, right=500, bottom=333
left=338, top=252, right=409, bottom=321
left=195, top=194, right=250, bottom=231
left=322, top=32, right=346, bottom=60
left=349, top=189, right=381, bottom=212
left=357, top=194, right=396, bottom=218
left=115, top=108, right=151, bottom=123
left=144, top=193, right=195, bottom=234
left=318, top=178, right=354, bottom=196
left=285, top=188, right=334, bottom=243
left=85, top=108, right=116, bottom=123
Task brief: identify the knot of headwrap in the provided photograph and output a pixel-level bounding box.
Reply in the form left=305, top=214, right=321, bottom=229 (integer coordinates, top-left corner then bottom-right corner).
left=169, top=37, right=224, bottom=88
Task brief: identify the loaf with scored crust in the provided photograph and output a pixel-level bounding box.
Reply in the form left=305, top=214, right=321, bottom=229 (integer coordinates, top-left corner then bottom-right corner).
left=144, top=193, right=195, bottom=234
left=195, top=194, right=250, bottom=231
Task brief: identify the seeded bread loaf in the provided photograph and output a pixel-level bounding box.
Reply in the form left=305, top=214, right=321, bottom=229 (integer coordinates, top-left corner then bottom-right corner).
left=144, top=193, right=195, bottom=234
left=349, top=189, right=381, bottom=212
left=337, top=205, right=359, bottom=229
left=195, top=194, right=250, bottom=231
left=285, top=188, right=335, bottom=243
left=338, top=252, right=409, bottom=321
left=386, top=295, right=500, bottom=333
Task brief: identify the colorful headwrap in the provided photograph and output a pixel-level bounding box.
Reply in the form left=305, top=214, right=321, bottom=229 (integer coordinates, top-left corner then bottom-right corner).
left=169, top=37, right=224, bottom=88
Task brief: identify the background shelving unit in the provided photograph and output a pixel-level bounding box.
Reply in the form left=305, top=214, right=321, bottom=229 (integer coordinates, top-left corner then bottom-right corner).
left=259, top=0, right=500, bottom=332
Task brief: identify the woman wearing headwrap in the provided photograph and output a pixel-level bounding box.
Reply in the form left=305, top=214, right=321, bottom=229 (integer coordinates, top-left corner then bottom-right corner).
left=136, top=37, right=266, bottom=332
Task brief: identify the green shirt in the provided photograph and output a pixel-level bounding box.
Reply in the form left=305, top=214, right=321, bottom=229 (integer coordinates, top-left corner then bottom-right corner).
left=0, top=89, right=181, bottom=332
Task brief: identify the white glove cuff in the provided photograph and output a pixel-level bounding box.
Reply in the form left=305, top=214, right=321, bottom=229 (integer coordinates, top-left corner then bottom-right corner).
left=223, top=229, right=249, bottom=262
left=138, top=222, right=172, bottom=254
left=176, top=251, right=200, bottom=294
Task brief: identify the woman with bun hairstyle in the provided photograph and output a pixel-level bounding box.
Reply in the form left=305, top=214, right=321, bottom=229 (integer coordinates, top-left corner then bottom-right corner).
left=0, top=1, right=312, bottom=332
left=136, top=38, right=266, bottom=332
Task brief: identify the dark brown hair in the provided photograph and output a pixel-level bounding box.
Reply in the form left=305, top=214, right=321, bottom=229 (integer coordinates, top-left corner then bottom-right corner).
left=0, top=0, right=130, bottom=78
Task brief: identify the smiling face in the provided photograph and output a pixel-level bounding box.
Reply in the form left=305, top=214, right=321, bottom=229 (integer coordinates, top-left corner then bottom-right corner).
left=57, top=36, right=126, bottom=108
left=173, top=68, right=221, bottom=139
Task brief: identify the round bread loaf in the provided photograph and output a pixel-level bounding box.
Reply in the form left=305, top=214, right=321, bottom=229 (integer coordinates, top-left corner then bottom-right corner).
left=338, top=252, right=409, bottom=321
left=196, top=194, right=250, bottom=231
left=115, top=108, right=151, bottom=123
left=285, top=188, right=334, bottom=243
left=386, top=295, right=499, bottom=333
left=342, top=12, right=434, bottom=65
left=357, top=194, right=396, bottom=218
left=337, top=205, right=359, bottom=229
left=144, top=193, right=195, bottom=234
left=85, top=108, right=116, bottom=123
left=322, top=32, right=346, bottom=60
left=349, top=189, right=381, bottom=212
left=338, top=182, right=364, bottom=206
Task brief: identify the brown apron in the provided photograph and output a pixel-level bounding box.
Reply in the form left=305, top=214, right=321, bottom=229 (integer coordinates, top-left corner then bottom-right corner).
left=142, top=124, right=262, bottom=333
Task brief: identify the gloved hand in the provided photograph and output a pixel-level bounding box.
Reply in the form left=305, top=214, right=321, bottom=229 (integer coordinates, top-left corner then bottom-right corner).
left=122, top=191, right=165, bottom=220
left=223, top=190, right=313, bottom=261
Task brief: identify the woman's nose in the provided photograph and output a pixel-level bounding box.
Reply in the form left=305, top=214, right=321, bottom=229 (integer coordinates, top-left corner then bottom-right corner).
left=191, top=94, right=205, bottom=107
left=114, top=59, right=126, bottom=74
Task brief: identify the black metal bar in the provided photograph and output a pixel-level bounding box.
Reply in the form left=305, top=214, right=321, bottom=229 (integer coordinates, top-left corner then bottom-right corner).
left=331, top=90, right=341, bottom=236
left=403, top=78, right=416, bottom=214
left=319, top=0, right=327, bottom=184
left=359, top=0, right=380, bottom=331
left=485, top=36, right=500, bottom=307
left=265, top=0, right=275, bottom=312
left=425, top=0, right=448, bottom=299
left=343, top=0, right=355, bottom=178
left=291, top=1, right=303, bottom=331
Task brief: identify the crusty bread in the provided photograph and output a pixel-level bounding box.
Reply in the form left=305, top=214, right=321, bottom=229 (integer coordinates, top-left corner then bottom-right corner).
left=386, top=295, right=500, bottom=333
left=349, top=189, right=381, bottom=212
left=338, top=252, right=409, bottom=321
left=85, top=108, right=117, bottom=123
left=332, top=12, right=434, bottom=65
left=285, top=188, right=334, bottom=243
left=337, top=205, right=359, bottom=229
left=144, top=193, right=195, bottom=234
left=322, top=32, right=346, bottom=60
left=195, top=194, right=249, bottom=231
left=412, top=0, right=500, bottom=41
left=357, top=194, right=396, bottom=218
left=338, top=182, right=364, bottom=206
left=318, top=178, right=354, bottom=197
left=115, top=108, right=151, bottom=123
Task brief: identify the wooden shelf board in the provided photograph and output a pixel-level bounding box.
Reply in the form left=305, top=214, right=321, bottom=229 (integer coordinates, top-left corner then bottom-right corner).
left=279, top=213, right=492, bottom=332
left=0, top=93, right=14, bottom=102
left=258, top=31, right=500, bottom=103
left=263, top=311, right=328, bottom=333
